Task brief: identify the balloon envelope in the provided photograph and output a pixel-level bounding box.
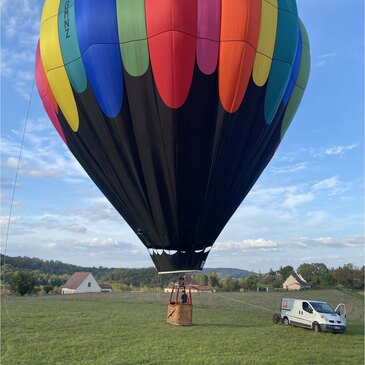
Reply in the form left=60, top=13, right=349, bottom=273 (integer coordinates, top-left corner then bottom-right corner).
left=36, top=0, right=310, bottom=273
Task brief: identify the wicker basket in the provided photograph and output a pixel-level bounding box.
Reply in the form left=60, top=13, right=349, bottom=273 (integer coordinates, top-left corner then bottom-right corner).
left=167, top=303, right=193, bottom=325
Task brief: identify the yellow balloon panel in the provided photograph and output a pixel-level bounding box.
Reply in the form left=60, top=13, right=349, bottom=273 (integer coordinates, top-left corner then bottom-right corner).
left=40, top=0, right=79, bottom=132
left=253, top=0, right=278, bottom=87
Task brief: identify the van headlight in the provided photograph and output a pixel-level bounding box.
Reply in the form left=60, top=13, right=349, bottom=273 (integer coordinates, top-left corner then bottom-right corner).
left=320, top=315, right=328, bottom=321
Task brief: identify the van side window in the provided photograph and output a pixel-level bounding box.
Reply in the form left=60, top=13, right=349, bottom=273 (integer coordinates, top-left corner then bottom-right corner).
left=302, top=302, right=311, bottom=313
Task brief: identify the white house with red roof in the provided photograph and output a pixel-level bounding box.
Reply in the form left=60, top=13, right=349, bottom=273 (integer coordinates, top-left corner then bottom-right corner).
left=61, top=272, right=101, bottom=294
left=282, top=271, right=311, bottom=291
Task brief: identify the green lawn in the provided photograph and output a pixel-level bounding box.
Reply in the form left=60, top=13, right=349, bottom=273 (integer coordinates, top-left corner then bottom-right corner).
left=1, top=290, right=364, bottom=365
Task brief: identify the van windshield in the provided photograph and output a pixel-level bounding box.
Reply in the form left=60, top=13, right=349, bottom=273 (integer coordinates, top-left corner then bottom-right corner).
left=309, top=302, right=335, bottom=314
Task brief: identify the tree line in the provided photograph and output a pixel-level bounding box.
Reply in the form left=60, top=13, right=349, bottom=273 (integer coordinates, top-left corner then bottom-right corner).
left=211, top=263, right=364, bottom=292
left=1, top=254, right=363, bottom=296
left=1, top=255, right=181, bottom=295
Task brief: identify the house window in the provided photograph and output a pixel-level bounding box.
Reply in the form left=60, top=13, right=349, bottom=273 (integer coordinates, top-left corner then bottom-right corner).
left=88, top=282, right=91, bottom=287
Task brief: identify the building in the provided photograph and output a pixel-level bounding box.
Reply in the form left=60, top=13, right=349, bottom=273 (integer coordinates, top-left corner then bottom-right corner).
left=164, top=274, right=216, bottom=293
left=282, top=271, right=311, bottom=291
left=61, top=272, right=101, bottom=294
left=99, top=283, right=113, bottom=293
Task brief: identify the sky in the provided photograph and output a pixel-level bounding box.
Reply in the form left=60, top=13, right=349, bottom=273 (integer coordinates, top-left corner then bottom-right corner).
left=1, top=0, right=364, bottom=273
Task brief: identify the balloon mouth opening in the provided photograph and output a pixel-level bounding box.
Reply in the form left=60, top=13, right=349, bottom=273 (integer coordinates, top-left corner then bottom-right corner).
left=149, top=247, right=212, bottom=274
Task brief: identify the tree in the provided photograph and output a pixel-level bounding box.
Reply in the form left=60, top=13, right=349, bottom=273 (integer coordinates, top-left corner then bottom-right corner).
left=207, top=272, right=219, bottom=287
left=320, top=272, right=336, bottom=287
left=241, top=275, right=259, bottom=291
left=219, top=277, right=240, bottom=291
left=333, top=264, right=364, bottom=289
left=194, top=274, right=208, bottom=286
left=9, top=271, right=37, bottom=296
left=43, top=285, right=54, bottom=295
left=279, top=265, right=294, bottom=279
left=297, top=263, right=328, bottom=284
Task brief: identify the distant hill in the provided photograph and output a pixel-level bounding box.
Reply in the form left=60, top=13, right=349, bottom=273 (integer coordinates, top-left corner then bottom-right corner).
left=1, top=254, right=254, bottom=280
left=0, top=254, right=114, bottom=277
left=203, top=267, right=254, bottom=279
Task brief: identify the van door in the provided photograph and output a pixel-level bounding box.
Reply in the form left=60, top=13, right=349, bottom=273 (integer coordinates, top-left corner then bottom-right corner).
left=300, top=301, right=314, bottom=328
left=335, top=303, right=347, bottom=325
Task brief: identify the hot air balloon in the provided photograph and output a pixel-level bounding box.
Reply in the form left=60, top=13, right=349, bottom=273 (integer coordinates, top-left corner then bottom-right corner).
left=35, top=0, right=310, bottom=273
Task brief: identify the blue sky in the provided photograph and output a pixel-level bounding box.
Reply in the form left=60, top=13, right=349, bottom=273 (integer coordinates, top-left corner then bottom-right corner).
left=1, top=0, right=364, bottom=272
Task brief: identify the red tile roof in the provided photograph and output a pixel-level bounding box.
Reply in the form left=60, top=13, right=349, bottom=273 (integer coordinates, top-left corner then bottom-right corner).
left=62, top=272, right=91, bottom=289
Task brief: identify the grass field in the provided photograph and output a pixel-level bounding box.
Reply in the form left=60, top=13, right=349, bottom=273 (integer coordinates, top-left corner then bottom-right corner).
left=1, top=289, right=364, bottom=365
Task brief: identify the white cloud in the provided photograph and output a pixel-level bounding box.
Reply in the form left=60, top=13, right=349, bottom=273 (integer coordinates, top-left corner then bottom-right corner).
left=271, top=162, right=308, bottom=174
left=62, top=197, right=122, bottom=223
left=313, top=52, right=338, bottom=69
left=214, top=239, right=279, bottom=253
left=245, top=186, right=289, bottom=205
left=324, top=144, right=358, bottom=156
left=298, top=143, right=358, bottom=160
left=87, top=238, right=121, bottom=247
left=45, top=242, right=57, bottom=249
left=303, top=210, right=331, bottom=227
left=299, top=254, right=342, bottom=263
left=288, top=236, right=364, bottom=248
left=41, top=236, right=144, bottom=255
left=1, top=0, right=41, bottom=43
left=1, top=48, right=36, bottom=81
left=282, top=193, right=314, bottom=209
left=1, top=1, right=42, bottom=98
left=313, top=176, right=339, bottom=190
left=1, top=120, right=88, bottom=181
left=3, top=157, right=19, bottom=170
left=312, top=176, right=348, bottom=196
left=0, top=179, right=16, bottom=190
left=0, top=215, right=21, bottom=227
left=64, top=224, right=87, bottom=234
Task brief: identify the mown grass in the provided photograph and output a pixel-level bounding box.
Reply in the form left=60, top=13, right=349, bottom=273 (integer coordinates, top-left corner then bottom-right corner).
left=1, top=289, right=364, bottom=365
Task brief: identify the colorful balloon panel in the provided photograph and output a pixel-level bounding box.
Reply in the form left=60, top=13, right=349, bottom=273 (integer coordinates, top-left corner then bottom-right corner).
left=145, top=0, right=197, bottom=109
left=218, top=0, right=261, bottom=112
left=36, top=0, right=310, bottom=273
left=35, top=41, right=66, bottom=144
left=58, top=0, right=87, bottom=94
left=196, top=0, right=221, bottom=75
left=117, top=0, right=149, bottom=77
left=253, top=0, right=278, bottom=87
left=40, top=0, right=79, bottom=131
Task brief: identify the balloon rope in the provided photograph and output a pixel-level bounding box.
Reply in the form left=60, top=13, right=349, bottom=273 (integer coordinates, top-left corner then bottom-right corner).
left=212, top=292, right=275, bottom=313
left=2, top=80, right=35, bottom=322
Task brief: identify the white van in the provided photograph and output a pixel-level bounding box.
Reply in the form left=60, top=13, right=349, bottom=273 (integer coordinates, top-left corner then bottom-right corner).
left=280, top=298, right=346, bottom=333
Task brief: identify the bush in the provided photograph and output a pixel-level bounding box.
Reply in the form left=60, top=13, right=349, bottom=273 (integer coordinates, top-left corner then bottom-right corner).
left=9, top=271, right=37, bottom=296
left=43, top=285, right=54, bottom=295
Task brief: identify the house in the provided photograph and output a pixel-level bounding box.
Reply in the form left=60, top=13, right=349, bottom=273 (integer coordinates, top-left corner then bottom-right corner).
left=61, top=272, right=101, bottom=294
left=282, top=271, right=311, bottom=291
left=99, top=283, right=113, bottom=293
left=164, top=274, right=216, bottom=293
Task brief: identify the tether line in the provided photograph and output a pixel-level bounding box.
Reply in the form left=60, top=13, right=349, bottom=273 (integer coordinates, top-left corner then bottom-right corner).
left=212, top=292, right=275, bottom=313
left=2, top=79, right=35, bottom=322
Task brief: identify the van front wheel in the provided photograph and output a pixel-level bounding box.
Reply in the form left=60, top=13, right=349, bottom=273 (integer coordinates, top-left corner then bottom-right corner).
left=313, top=323, right=321, bottom=333
left=283, top=317, right=289, bottom=325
